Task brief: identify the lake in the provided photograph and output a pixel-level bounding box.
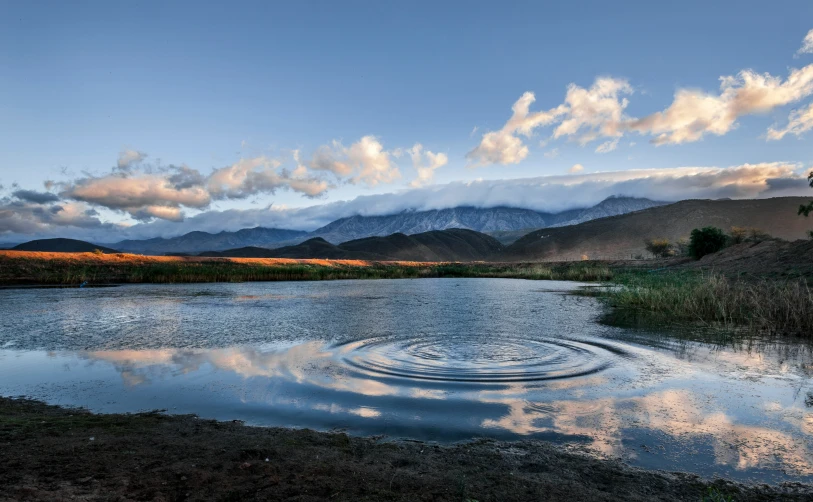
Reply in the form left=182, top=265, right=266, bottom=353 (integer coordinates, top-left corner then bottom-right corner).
left=0, top=278, right=811, bottom=483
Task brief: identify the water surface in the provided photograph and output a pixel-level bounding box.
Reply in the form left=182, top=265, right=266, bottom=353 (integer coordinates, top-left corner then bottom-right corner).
left=0, top=279, right=811, bottom=483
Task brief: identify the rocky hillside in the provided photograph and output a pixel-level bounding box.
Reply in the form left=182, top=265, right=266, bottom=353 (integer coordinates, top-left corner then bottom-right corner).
left=308, top=196, right=665, bottom=244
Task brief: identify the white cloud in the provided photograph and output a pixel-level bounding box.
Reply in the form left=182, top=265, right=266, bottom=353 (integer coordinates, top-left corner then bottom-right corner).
left=627, top=65, right=813, bottom=145
left=206, top=156, right=330, bottom=199
left=345, top=136, right=401, bottom=186
left=116, top=149, right=147, bottom=171
left=64, top=172, right=212, bottom=221
left=553, top=77, right=632, bottom=145
left=408, top=144, right=449, bottom=187
left=544, top=148, right=559, bottom=159
left=796, top=29, right=813, bottom=57
left=59, top=152, right=333, bottom=222
left=310, top=136, right=401, bottom=186
left=766, top=102, right=813, bottom=140
left=467, top=92, right=566, bottom=165
left=595, top=138, right=620, bottom=153
left=467, top=78, right=631, bottom=166
left=569, top=163, right=585, bottom=173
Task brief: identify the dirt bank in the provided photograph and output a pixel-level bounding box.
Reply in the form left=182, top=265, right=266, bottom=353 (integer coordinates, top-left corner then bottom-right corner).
left=678, top=239, right=813, bottom=279
left=0, top=398, right=810, bottom=501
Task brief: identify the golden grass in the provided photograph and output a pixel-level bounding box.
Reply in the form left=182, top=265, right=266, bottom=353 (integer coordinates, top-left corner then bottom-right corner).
left=0, top=251, right=430, bottom=268
left=0, top=251, right=611, bottom=285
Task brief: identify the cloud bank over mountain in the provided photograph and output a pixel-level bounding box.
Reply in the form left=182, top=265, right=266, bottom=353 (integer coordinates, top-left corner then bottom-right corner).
left=2, top=162, right=807, bottom=242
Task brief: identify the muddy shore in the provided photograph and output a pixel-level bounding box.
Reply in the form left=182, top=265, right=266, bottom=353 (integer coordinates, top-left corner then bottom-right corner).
left=1, top=398, right=810, bottom=501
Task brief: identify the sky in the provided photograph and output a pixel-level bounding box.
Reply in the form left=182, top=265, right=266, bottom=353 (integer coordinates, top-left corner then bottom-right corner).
left=1, top=1, right=813, bottom=241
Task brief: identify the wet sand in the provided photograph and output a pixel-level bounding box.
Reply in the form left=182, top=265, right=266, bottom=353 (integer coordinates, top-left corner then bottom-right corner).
left=1, top=398, right=810, bottom=502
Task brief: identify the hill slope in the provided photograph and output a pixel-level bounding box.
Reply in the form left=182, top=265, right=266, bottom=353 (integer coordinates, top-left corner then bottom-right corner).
left=504, top=197, right=813, bottom=261
left=13, top=238, right=119, bottom=254
left=206, top=229, right=504, bottom=261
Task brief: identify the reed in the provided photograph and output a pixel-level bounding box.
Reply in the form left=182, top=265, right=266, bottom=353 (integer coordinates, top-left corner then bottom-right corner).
left=603, top=271, right=813, bottom=336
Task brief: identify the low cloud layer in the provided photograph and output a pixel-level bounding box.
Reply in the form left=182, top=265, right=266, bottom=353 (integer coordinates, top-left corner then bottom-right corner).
left=3, top=162, right=806, bottom=242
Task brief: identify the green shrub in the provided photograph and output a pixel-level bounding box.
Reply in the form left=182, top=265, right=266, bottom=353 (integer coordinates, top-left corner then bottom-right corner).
left=688, top=227, right=727, bottom=260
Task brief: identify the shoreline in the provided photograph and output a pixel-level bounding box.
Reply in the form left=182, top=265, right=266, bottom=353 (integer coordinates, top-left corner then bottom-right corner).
left=1, top=397, right=810, bottom=501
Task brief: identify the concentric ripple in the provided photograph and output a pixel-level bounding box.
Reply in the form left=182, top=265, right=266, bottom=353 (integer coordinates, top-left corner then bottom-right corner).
left=333, top=335, right=628, bottom=383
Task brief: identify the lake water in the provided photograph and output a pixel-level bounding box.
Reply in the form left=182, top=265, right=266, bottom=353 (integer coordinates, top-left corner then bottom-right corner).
left=1, top=279, right=811, bottom=483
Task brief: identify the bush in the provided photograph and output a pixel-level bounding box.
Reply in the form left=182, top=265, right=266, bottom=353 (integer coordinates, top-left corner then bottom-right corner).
left=729, top=226, right=770, bottom=244
left=644, top=238, right=674, bottom=258
left=674, top=238, right=690, bottom=257
left=688, top=227, right=727, bottom=259
left=92, top=248, right=104, bottom=255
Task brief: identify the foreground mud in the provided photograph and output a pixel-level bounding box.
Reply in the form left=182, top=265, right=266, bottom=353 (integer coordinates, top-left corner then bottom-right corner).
left=0, top=398, right=810, bottom=501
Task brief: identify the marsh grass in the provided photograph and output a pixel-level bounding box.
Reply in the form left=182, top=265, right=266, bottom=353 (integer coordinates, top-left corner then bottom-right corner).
left=601, top=271, right=813, bottom=337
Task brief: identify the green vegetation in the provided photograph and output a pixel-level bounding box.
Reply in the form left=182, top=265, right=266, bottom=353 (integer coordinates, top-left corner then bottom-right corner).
left=688, top=227, right=728, bottom=259
left=599, top=271, right=813, bottom=337
left=798, top=170, right=813, bottom=217
left=702, top=486, right=735, bottom=502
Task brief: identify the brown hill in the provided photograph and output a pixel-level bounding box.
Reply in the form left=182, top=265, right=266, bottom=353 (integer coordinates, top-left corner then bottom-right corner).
left=205, top=229, right=504, bottom=262
left=504, top=197, right=813, bottom=261
left=12, top=238, right=119, bottom=254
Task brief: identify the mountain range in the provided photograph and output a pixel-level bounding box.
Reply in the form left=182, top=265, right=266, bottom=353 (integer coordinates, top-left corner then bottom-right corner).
left=113, top=227, right=308, bottom=255
left=201, top=229, right=504, bottom=262
left=10, top=197, right=812, bottom=262
left=112, top=196, right=664, bottom=255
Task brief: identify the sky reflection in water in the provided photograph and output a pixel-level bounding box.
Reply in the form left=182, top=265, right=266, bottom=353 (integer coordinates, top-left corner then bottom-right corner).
left=0, top=279, right=811, bottom=483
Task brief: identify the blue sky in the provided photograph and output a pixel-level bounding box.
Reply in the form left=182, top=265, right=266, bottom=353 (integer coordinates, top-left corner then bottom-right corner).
left=1, top=1, right=813, bottom=239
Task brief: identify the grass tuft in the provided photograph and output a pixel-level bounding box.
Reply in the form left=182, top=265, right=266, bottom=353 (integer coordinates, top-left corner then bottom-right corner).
left=601, top=271, right=813, bottom=337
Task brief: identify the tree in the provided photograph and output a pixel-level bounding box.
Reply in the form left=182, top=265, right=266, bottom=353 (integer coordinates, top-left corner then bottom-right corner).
left=800, top=171, right=813, bottom=239
left=688, top=227, right=727, bottom=259
left=644, top=238, right=674, bottom=258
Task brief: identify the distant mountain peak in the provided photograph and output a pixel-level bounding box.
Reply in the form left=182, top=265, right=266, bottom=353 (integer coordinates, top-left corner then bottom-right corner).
left=111, top=197, right=666, bottom=255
